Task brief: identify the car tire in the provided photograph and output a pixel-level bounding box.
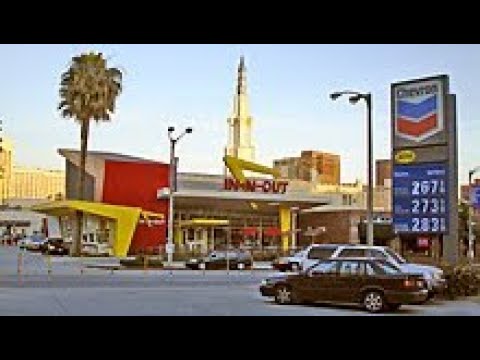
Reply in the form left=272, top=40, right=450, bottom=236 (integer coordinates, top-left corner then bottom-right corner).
left=363, top=291, right=385, bottom=313
left=290, top=263, right=300, bottom=272
left=275, top=285, right=294, bottom=305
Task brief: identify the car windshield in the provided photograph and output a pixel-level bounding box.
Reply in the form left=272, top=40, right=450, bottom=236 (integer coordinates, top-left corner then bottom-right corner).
left=384, top=248, right=407, bottom=264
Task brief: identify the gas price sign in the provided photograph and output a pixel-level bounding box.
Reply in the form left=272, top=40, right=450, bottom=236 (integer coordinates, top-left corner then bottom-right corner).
left=393, top=162, right=448, bottom=234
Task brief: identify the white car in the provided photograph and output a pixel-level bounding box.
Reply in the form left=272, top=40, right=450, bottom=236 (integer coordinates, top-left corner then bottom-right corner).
left=24, top=235, right=47, bottom=251
left=298, top=244, right=446, bottom=299
left=273, top=245, right=340, bottom=272
left=81, top=242, right=112, bottom=256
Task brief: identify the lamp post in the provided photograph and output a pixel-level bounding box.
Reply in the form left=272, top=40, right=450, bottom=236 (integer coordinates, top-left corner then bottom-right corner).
left=330, top=90, right=374, bottom=246
left=167, top=126, right=193, bottom=266
left=468, top=166, right=480, bottom=260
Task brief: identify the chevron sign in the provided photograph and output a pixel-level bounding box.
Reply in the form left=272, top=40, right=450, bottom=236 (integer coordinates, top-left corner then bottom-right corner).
left=395, top=80, right=444, bottom=142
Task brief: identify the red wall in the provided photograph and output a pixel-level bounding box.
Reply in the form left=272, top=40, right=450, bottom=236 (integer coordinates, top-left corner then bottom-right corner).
left=102, top=160, right=169, bottom=254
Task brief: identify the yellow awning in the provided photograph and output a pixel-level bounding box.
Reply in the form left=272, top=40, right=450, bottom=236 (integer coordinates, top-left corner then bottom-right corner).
left=180, top=218, right=230, bottom=227
left=31, top=200, right=164, bottom=257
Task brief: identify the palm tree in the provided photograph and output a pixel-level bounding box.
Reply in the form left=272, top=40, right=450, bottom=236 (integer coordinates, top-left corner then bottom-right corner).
left=58, top=52, right=123, bottom=256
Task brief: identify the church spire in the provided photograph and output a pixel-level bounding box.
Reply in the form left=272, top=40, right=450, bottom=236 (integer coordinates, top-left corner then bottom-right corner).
left=237, top=55, right=247, bottom=95
left=226, top=56, right=255, bottom=163
left=233, top=55, right=249, bottom=119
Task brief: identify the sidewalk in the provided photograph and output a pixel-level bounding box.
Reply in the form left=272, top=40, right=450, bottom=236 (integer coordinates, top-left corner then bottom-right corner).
left=86, top=260, right=274, bottom=271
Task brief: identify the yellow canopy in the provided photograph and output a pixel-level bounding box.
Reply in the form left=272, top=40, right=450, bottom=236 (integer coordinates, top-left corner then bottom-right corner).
left=31, top=200, right=164, bottom=257
left=180, top=218, right=230, bottom=227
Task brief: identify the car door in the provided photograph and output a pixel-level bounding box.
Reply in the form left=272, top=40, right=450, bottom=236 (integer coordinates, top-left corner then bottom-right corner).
left=304, top=260, right=339, bottom=302
left=335, top=260, right=367, bottom=303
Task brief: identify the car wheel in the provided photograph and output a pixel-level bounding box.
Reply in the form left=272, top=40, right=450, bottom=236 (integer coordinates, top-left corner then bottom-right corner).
left=275, top=285, right=294, bottom=305
left=290, top=263, right=300, bottom=272
left=363, top=291, right=385, bottom=313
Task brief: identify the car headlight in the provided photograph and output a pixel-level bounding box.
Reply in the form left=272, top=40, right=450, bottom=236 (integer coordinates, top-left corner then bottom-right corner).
left=261, top=279, right=269, bottom=286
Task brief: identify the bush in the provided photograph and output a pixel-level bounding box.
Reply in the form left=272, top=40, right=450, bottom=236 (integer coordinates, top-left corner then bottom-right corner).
left=442, top=264, right=480, bottom=299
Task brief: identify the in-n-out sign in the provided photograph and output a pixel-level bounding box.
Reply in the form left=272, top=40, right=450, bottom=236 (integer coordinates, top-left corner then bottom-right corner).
left=224, top=178, right=289, bottom=194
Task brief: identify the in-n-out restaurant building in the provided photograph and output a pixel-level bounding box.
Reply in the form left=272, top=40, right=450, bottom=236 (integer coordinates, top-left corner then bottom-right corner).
left=32, top=148, right=334, bottom=257
left=32, top=57, right=374, bottom=257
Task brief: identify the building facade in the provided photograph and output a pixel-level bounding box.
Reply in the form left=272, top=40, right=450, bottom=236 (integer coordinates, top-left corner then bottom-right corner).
left=0, top=136, right=65, bottom=201
left=274, top=150, right=341, bottom=185
left=8, top=167, right=65, bottom=200
left=59, top=149, right=169, bottom=254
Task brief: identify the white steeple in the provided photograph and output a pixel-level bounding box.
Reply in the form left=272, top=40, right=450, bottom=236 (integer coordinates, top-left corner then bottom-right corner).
left=226, top=56, right=255, bottom=162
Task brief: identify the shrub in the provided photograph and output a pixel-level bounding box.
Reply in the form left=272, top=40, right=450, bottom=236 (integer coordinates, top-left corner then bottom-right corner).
left=442, top=264, right=480, bottom=299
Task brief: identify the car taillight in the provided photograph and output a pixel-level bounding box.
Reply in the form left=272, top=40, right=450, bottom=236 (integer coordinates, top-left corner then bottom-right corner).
left=404, top=278, right=424, bottom=288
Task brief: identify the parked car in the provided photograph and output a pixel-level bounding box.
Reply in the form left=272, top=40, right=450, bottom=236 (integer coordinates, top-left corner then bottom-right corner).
left=81, top=242, right=112, bottom=257
left=297, top=244, right=445, bottom=300
left=18, top=237, right=30, bottom=249
left=40, top=237, right=69, bottom=255
left=25, top=234, right=47, bottom=251
left=186, top=250, right=252, bottom=270
left=272, top=245, right=340, bottom=272
left=260, top=258, right=428, bottom=313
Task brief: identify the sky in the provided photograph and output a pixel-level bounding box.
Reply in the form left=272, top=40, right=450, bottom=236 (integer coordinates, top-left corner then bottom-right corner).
left=0, top=44, right=479, bottom=184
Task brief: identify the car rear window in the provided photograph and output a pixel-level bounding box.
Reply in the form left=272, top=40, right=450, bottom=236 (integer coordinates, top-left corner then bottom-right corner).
left=307, top=247, right=336, bottom=260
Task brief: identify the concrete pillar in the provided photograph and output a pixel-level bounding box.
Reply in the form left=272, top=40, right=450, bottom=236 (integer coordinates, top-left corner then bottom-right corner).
left=201, top=229, right=208, bottom=254
left=174, top=225, right=182, bottom=249
left=279, top=206, right=291, bottom=253
left=210, top=227, right=215, bottom=251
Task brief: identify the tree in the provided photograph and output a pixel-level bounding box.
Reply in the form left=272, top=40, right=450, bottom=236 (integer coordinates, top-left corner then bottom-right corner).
left=58, top=52, right=123, bottom=256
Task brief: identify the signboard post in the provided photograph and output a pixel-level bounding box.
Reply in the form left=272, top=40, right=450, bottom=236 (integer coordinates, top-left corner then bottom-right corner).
left=391, top=75, right=458, bottom=265
left=471, top=186, right=480, bottom=210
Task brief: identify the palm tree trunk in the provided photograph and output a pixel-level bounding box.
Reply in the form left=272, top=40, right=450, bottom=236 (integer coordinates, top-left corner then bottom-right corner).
left=72, top=119, right=90, bottom=257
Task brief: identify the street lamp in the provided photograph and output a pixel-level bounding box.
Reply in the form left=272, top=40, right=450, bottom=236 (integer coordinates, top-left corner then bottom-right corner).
left=330, top=90, right=374, bottom=246
left=166, top=126, right=193, bottom=266
left=468, top=166, right=480, bottom=260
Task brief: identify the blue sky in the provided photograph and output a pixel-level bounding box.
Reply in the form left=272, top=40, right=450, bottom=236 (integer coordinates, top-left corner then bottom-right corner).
left=0, top=44, right=478, bottom=184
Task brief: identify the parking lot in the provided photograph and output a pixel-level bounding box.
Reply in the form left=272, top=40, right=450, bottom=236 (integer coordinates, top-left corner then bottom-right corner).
left=1, top=247, right=480, bottom=316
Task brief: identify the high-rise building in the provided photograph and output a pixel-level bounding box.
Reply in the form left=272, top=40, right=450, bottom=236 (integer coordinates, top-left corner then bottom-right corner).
left=376, top=159, right=392, bottom=187
left=0, top=135, right=65, bottom=201
left=9, top=167, right=65, bottom=199
left=226, top=56, right=255, bottom=163
left=0, top=137, right=14, bottom=202
left=273, top=151, right=341, bottom=185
